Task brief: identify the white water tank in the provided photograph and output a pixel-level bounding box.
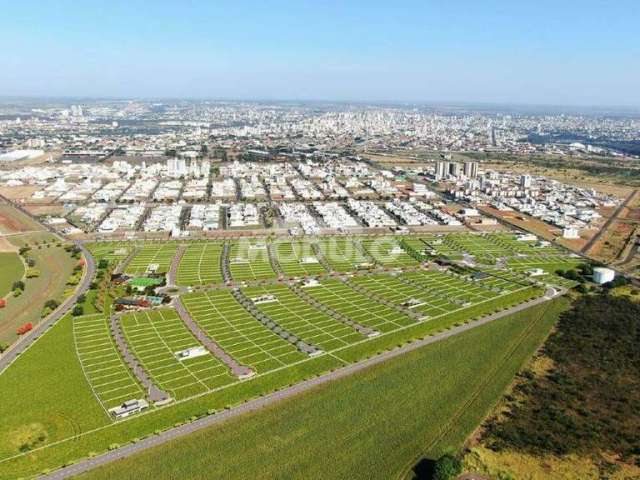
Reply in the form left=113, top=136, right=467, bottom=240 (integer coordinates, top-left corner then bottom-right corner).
left=593, top=267, right=615, bottom=285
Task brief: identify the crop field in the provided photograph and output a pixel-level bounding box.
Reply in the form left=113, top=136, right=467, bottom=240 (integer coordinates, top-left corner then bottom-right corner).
left=73, top=314, right=145, bottom=411
left=0, top=252, right=23, bottom=298
left=273, top=240, right=327, bottom=277
left=315, top=237, right=373, bottom=272
left=181, top=290, right=306, bottom=372
left=120, top=309, right=235, bottom=399
left=176, top=242, right=224, bottom=286
left=227, top=240, right=277, bottom=281
left=303, top=279, right=415, bottom=333
left=125, top=243, right=178, bottom=276
left=242, top=284, right=364, bottom=351
left=361, top=237, right=419, bottom=267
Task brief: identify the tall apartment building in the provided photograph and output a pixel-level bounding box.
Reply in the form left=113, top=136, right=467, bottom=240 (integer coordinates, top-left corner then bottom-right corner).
left=463, top=161, right=478, bottom=178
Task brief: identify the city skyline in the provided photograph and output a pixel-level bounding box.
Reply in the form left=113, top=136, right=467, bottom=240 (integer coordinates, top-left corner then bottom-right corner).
left=2, top=0, right=639, bottom=106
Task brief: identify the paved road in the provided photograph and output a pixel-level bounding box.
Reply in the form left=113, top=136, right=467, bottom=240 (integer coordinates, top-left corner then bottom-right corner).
left=0, top=242, right=96, bottom=374
left=40, top=287, right=563, bottom=480
left=109, top=313, right=169, bottom=403
left=581, top=189, right=638, bottom=255
left=173, top=296, right=254, bottom=378
left=0, top=242, right=96, bottom=373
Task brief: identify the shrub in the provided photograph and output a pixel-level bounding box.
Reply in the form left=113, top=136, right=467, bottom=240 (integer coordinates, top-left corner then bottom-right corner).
left=433, top=454, right=462, bottom=480
left=44, top=299, right=59, bottom=310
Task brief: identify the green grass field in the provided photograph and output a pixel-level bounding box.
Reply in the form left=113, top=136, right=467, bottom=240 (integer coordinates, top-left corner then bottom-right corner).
left=242, top=284, right=365, bottom=351
left=315, top=237, right=372, bottom=272
left=0, top=233, right=569, bottom=478
left=181, top=290, right=306, bottom=372
left=228, top=240, right=277, bottom=281
left=125, top=243, right=178, bottom=276
left=361, top=237, right=419, bottom=267
left=303, top=278, right=415, bottom=333
left=0, top=235, right=77, bottom=344
left=0, top=252, right=23, bottom=299
left=175, top=242, right=224, bottom=286
left=274, top=240, right=327, bottom=278
left=0, top=314, right=109, bottom=462
left=85, top=242, right=133, bottom=267
left=73, top=313, right=146, bottom=410
left=120, top=309, right=235, bottom=399
left=77, top=297, right=570, bottom=480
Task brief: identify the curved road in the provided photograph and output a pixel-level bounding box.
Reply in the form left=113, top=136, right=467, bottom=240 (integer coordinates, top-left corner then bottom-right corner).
left=0, top=197, right=97, bottom=374
left=0, top=242, right=96, bottom=374
left=40, top=287, right=563, bottom=480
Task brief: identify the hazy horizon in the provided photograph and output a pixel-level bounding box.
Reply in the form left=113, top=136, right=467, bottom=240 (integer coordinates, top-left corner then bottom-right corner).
left=2, top=0, right=639, bottom=106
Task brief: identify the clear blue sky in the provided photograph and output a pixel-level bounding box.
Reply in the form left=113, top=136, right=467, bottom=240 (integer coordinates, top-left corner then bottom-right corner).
left=1, top=0, right=639, bottom=106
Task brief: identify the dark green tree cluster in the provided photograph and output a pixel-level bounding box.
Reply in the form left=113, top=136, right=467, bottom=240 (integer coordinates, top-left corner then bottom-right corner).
left=483, top=294, right=640, bottom=467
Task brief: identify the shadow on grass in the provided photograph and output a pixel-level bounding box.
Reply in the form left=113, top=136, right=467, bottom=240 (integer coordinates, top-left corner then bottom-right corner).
left=411, top=457, right=436, bottom=479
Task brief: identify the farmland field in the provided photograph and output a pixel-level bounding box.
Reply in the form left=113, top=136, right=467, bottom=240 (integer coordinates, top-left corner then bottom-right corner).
left=77, top=297, right=570, bottom=480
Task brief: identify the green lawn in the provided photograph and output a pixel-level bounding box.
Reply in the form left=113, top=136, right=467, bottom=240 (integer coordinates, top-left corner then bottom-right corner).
left=0, top=314, right=109, bottom=461
left=176, top=242, right=224, bottom=286
left=125, top=243, right=178, bottom=276
left=119, top=309, right=234, bottom=399
left=78, top=297, right=569, bottom=480
left=0, top=252, right=23, bottom=298
left=0, top=233, right=567, bottom=479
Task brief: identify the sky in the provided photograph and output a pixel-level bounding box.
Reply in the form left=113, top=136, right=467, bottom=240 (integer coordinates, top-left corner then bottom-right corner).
left=1, top=0, right=639, bottom=106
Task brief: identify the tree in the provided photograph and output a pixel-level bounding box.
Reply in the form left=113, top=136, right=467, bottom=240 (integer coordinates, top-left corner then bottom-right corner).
left=12, top=280, right=25, bottom=291
left=72, top=305, right=84, bottom=316
left=575, top=283, right=588, bottom=294
left=77, top=294, right=86, bottom=304
left=98, top=259, right=109, bottom=269
left=433, top=454, right=462, bottom=480
left=44, top=299, right=59, bottom=310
